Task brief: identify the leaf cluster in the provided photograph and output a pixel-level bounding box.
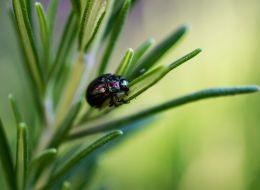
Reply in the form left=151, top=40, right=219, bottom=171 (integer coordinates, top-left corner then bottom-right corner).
left=0, top=0, right=259, bottom=189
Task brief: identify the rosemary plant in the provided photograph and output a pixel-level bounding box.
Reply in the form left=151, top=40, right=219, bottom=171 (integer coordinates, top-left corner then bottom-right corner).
left=0, top=0, right=259, bottom=189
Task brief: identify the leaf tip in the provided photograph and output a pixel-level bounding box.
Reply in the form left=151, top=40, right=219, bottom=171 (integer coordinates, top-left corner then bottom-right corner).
left=196, top=48, right=203, bottom=53
left=49, top=148, right=58, bottom=154
left=148, top=38, right=156, bottom=45
left=117, top=130, right=124, bottom=135
left=113, top=130, right=124, bottom=136
left=8, top=93, right=14, bottom=100
left=181, top=24, right=190, bottom=32
left=251, top=85, right=260, bottom=91
left=123, top=0, right=132, bottom=8
left=19, top=122, right=27, bottom=130
left=35, top=2, right=41, bottom=7
left=128, top=48, right=134, bottom=52
left=127, top=48, right=134, bottom=55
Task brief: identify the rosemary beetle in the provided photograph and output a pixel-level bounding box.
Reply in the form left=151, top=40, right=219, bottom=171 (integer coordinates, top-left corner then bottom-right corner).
left=86, top=73, right=129, bottom=108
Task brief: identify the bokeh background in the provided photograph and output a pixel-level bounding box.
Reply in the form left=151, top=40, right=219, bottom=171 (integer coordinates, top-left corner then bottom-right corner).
left=1, top=0, right=260, bottom=189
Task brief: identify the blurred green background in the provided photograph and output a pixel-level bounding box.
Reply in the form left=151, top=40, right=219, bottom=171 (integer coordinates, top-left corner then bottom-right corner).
left=1, top=0, right=260, bottom=189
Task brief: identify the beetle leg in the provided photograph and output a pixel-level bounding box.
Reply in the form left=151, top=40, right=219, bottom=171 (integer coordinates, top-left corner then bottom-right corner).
left=117, top=94, right=129, bottom=104
left=109, top=94, right=118, bottom=107
left=121, top=99, right=130, bottom=104
left=114, top=96, right=122, bottom=107
left=109, top=94, right=114, bottom=107
left=109, top=92, right=130, bottom=107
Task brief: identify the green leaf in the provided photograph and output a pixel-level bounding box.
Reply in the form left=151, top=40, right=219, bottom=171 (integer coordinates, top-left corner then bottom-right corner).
left=46, top=0, right=61, bottom=77
left=132, top=38, right=156, bottom=64
left=48, top=12, right=77, bottom=81
left=67, top=159, right=97, bottom=190
left=70, top=0, right=81, bottom=19
left=35, top=2, right=50, bottom=70
left=84, top=10, right=106, bottom=52
left=80, top=0, right=89, bottom=19
left=52, top=64, right=72, bottom=109
left=79, top=0, right=108, bottom=51
left=9, top=1, right=44, bottom=120
left=28, top=148, right=57, bottom=184
left=48, top=100, right=83, bottom=148
left=127, top=49, right=202, bottom=100
left=8, top=94, right=22, bottom=128
left=54, top=53, right=86, bottom=127
left=89, top=0, right=115, bottom=52
left=44, top=130, right=123, bottom=189
left=47, top=0, right=60, bottom=34
left=61, top=181, right=71, bottom=190
left=68, top=85, right=260, bottom=139
left=98, top=0, right=131, bottom=75
left=12, top=0, right=45, bottom=94
left=103, top=0, right=137, bottom=39
left=25, top=0, right=33, bottom=27
left=125, top=38, right=155, bottom=79
left=0, top=118, right=17, bottom=190
left=16, top=123, right=28, bottom=190
left=128, top=25, right=188, bottom=80
left=29, top=148, right=57, bottom=173
left=115, top=48, right=134, bottom=76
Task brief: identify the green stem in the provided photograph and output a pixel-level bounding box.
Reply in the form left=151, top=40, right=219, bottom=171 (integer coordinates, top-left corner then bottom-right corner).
left=55, top=52, right=86, bottom=127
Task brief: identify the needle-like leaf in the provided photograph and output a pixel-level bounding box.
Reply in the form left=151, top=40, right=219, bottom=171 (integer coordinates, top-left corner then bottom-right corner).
left=102, top=0, right=125, bottom=38
left=25, top=0, right=33, bottom=27
left=133, top=38, right=156, bottom=63
left=127, top=48, right=202, bottom=100
left=9, top=0, right=44, bottom=119
left=80, top=0, right=89, bottom=19
left=103, top=0, right=137, bottom=39
left=84, top=11, right=106, bottom=52
left=98, top=0, right=131, bottom=75
left=16, top=123, right=28, bottom=190
left=29, top=148, right=57, bottom=184
left=128, top=25, right=188, bottom=80
left=47, top=0, right=60, bottom=34
left=8, top=94, right=22, bottom=128
left=70, top=0, right=81, bottom=20
left=48, top=12, right=77, bottom=81
left=29, top=148, right=57, bottom=173
left=52, top=64, right=72, bottom=109
left=115, top=48, right=134, bottom=76
left=12, top=0, right=45, bottom=93
left=48, top=100, right=83, bottom=148
left=61, top=181, right=71, bottom=190
left=0, top=118, right=17, bottom=190
left=78, top=0, right=108, bottom=52
left=35, top=2, right=50, bottom=70
left=125, top=38, right=155, bottom=79
left=68, top=85, right=260, bottom=139
left=44, top=130, right=123, bottom=189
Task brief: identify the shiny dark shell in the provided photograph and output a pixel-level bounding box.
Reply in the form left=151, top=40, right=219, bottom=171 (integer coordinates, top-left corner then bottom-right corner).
left=86, top=73, right=129, bottom=108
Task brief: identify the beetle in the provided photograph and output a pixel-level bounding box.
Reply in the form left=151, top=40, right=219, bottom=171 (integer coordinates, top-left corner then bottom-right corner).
left=86, top=73, right=129, bottom=108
